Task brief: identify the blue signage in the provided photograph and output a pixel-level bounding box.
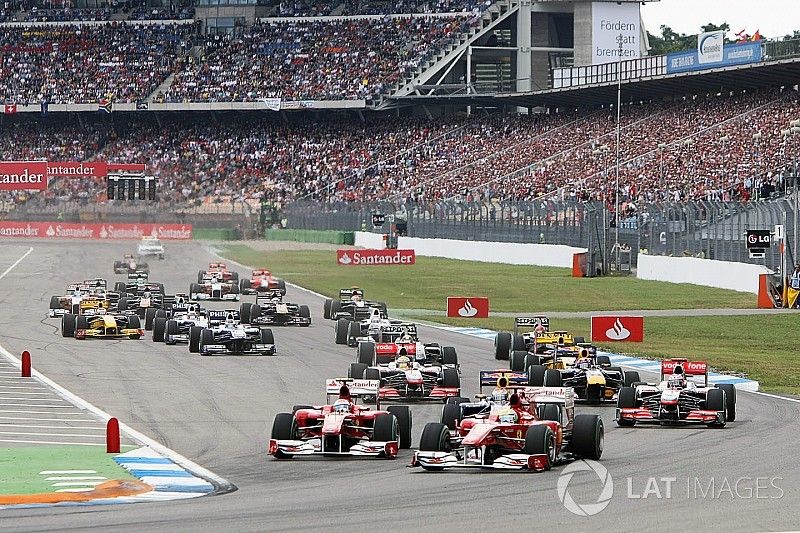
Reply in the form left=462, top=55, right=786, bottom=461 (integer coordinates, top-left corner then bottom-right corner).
left=666, top=41, right=762, bottom=74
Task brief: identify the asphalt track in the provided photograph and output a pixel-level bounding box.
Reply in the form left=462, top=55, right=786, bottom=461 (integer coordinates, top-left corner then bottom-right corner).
left=0, top=240, right=798, bottom=532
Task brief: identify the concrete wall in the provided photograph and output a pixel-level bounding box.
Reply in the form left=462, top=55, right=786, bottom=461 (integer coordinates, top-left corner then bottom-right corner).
left=637, top=254, right=772, bottom=294
left=354, top=232, right=585, bottom=268
left=572, top=1, right=592, bottom=66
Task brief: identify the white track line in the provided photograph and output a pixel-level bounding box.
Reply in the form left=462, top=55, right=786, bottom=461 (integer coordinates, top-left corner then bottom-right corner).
left=40, top=470, right=98, bottom=475
left=0, top=439, right=107, bottom=446
left=51, top=482, right=105, bottom=487
left=0, top=247, right=33, bottom=280
left=46, top=476, right=107, bottom=481
left=0, top=404, right=76, bottom=408
left=0, top=431, right=105, bottom=438
left=0, top=410, right=89, bottom=415
left=0, top=416, right=93, bottom=422
left=0, top=424, right=105, bottom=431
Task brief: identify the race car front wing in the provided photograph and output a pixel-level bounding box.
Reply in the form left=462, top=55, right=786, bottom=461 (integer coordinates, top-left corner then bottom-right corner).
left=269, top=438, right=398, bottom=458
left=200, top=343, right=275, bottom=355
left=410, top=451, right=550, bottom=471
left=616, top=407, right=724, bottom=425
left=379, top=386, right=460, bottom=401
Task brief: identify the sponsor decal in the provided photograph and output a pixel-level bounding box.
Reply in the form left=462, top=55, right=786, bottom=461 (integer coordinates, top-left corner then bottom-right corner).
left=446, top=297, right=489, bottom=318
left=697, top=30, right=724, bottom=64
left=0, top=161, right=48, bottom=191
left=0, top=222, right=192, bottom=240
left=661, top=360, right=707, bottom=375
left=336, top=249, right=416, bottom=266
left=47, top=161, right=109, bottom=177
left=590, top=316, right=644, bottom=342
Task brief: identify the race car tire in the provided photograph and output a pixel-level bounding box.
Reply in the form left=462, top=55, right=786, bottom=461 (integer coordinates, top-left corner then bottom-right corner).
left=715, top=383, right=736, bottom=422
left=152, top=317, right=167, bottom=342
left=114, top=282, right=126, bottom=294
left=145, top=308, right=157, bottom=331
left=155, top=283, right=165, bottom=295
left=155, top=309, right=167, bottom=319
left=239, top=279, right=250, bottom=294
left=494, top=332, right=511, bottom=360
left=440, top=402, right=462, bottom=430
left=188, top=326, right=202, bottom=353
left=128, top=315, right=141, bottom=330
left=335, top=318, right=350, bottom=345
left=229, top=284, right=240, bottom=296
left=62, top=313, right=76, bottom=337
left=596, top=355, right=611, bottom=366
left=616, top=387, right=637, bottom=427
left=329, top=299, right=342, bottom=319
left=118, top=298, right=128, bottom=311
left=240, top=302, right=253, bottom=324
left=260, top=328, right=275, bottom=345
left=277, top=280, right=286, bottom=295
left=49, top=296, right=61, bottom=310
left=364, top=367, right=381, bottom=384
left=572, top=414, right=604, bottom=460
left=387, top=406, right=412, bottom=449
left=441, top=346, right=458, bottom=366
left=299, top=305, right=311, bottom=322
left=189, top=283, right=202, bottom=300
left=574, top=336, right=586, bottom=344
left=442, top=367, right=460, bottom=389
left=510, top=350, right=527, bottom=371
left=357, top=342, right=375, bottom=366
left=419, top=422, right=450, bottom=453
left=608, top=366, right=623, bottom=385
left=523, top=425, right=555, bottom=470
left=346, top=321, right=359, bottom=346
left=230, top=271, right=239, bottom=282
left=348, top=362, right=368, bottom=379
left=197, top=271, right=205, bottom=284
left=511, top=334, right=526, bottom=353
left=291, top=405, right=313, bottom=413
left=271, top=413, right=296, bottom=459
left=165, top=320, right=180, bottom=344
left=378, top=302, right=388, bottom=317
left=373, top=413, right=398, bottom=444
left=544, top=369, right=562, bottom=387
left=527, top=365, right=547, bottom=386
left=446, top=396, right=470, bottom=406
left=624, top=371, right=641, bottom=387
left=540, top=403, right=560, bottom=422
left=705, top=388, right=727, bottom=427
left=199, top=328, right=215, bottom=355
left=75, top=316, right=89, bottom=337
left=524, top=354, right=541, bottom=370
left=323, top=299, right=332, bottom=319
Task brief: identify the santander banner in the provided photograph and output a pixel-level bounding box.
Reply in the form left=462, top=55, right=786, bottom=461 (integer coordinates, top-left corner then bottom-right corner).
left=0, top=222, right=192, bottom=240
left=47, top=161, right=109, bottom=178
left=591, top=316, right=644, bottom=342
left=337, top=249, right=416, bottom=266
left=447, top=297, right=489, bottom=318
left=0, top=161, right=48, bottom=191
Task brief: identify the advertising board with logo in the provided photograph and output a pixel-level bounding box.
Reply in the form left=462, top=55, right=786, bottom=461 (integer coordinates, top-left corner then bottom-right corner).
left=591, top=1, right=641, bottom=65
left=0, top=222, right=192, bottom=240
left=446, top=297, right=489, bottom=318
left=667, top=40, right=762, bottom=74
left=0, top=161, right=48, bottom=191
left=590, top=316, right=644, bottom=342
left=336, top=249, right=415, bottom=266
left=698, top=30, right=724, bottom=64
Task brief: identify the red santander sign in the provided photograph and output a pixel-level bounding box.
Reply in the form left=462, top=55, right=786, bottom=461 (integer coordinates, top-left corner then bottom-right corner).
left=337, top=249, right=415, bottom=266
left=447, top=297, right=489, bottom=318
left=591, top=316, right=644, bottom=342
left=0, top=222, right=192, bottom=240
left=0, top=161, right=48, bottom=191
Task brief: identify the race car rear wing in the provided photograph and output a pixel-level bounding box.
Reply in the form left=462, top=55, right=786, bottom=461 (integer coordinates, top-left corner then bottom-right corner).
left=127, top=272, right=148, bottom=281
left=338, top=288, right=363, bottom=300
left=378, top=323, right=417, bottom=341
left=256, top=290, right=283, bottom=304
left=207, top=310, right=241, bottom=324
left=514, top=316, right=549, bottom=333
left=325, top=378, right=381, bottom=407
left=661, top=359, right=708, bottom=386
left=479, top=370, right=529, bottom=390
left=521, top=387, right=575, bottom=409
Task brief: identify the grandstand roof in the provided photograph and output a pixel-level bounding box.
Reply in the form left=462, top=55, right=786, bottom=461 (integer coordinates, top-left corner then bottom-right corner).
left=395, top=56, right=800, bottom=109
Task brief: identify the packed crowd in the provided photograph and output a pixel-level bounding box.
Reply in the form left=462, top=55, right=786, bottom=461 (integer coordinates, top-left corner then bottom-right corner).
left=163, top=16, right=475, bottom=102
left=0, top=0, right=192, bottom=23
left=0, top=22, right=200, bottom=104
left=272, top=0, right=489, bottom=16
left=1, top=87, right=798, bottom=212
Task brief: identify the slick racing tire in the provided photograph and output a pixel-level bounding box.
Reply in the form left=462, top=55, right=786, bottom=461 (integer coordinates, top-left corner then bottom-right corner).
left=510, top=350, right=527, bottom=371
left=128, top=315, right=141, bottom=330
left=115, top=282, right=126, bottom=293
left=348, top=362, right=368, bottom=379
left=271, top=413, right=296, bottom=459
left=572, top=414, right=604, bottom=460
left=715, top=383, right=736, bottom=422
left=62, top=313, right=76, bottom=337
left=357, top=342, right=375, bottom=366
left=145, top=308, right=157, bottom=331
left=240, top=302, right=252, bottom=324
left=524, top=354, right=541, bottom=370
left=323, top=299, right=332, bottom=320
left=49, top=296, right=61, bottom=310
left=441, top=346, right=458, bottom=366
left=387, top=406, right=412, bottom=449
left=373, top=413, right=398, bottom=445
left=188, top=326, right=202, bottom=353
left=165, top=320, right=179, bottom=344
left=298, top=305, right=311, bottom=326
left=446, top=396, right=469, bottom=406
left=527, top=364, right=546, bottom=386
left=616, top=386, right=637, bottom=427
left=117, top=298, right=128, bottom=312
left=197, top=271, right=205, bottom=284
left=705, top=388, right=727, bottom=427
left=596, top=355, right=611, bottom=366
left=440, top=402, right=462, bottom=430
left=189, top=284, right=202, bottom=300
left=442, top=367, right=460, bottom=389
left=230, top=271, right=239, bottom=282
left=277, top=279, right=286, bottom=295
left=260, top=328, right=275, bottom=345
left=329, top=299, right=342, bottom=319
left=364, top=367, right=381, bottom=383
left=334, top=318, right=350, bottom=345
left=540, top=403, right=560, bottom=422
left=419, top=422, right=450, bottom=453
left=199, top=328, right=215, bottom=355
left=543, top=369, right=562, bottom=387
left=524, top=425, right=555, bottom=470
left=75, top=316, right=89, bottom=338
left=624, top=371, right=641, bottom=387
left=511, top=334, right=526, bottom=353
left=239, top=279, right=250, bottom=294
left=292, top=405, right=313, bottom=413
left=346, top=321, right=359, bottom=347
left=152, top=317, right=167, bottom=342
left=494, top=332, right=511, bottom=361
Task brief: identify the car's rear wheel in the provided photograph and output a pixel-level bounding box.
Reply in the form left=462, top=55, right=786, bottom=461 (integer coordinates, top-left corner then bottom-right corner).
left=357, top=341, right=375, bottom=365
left=494, top=332, right=511, bottom=360
left=524, top=425, right=555, bottom=470
left=510, top=350, right=527, bottom=371
left=144, top=308, right=157, bottom=330
left=624, top=371, right=641, bottom=387
left=527, top=364, right=546, bottom=386
left=346, top=321, right=359, bottom=345
left=511, top=334, right=526, bottom=353
left=446, top=396, right=469, bottom=405
left=387, top=406, right=412, bottom=449
left=323, top=299, right=332, bottom=319
left=364, top=367, right=381, bottom=383
left=572, top=414, right=604, bottom=459
left=540, top=403, right=560, bottom=422
left=62, top=313, right=76, bottom=337
left=544, top=369, right=562, bottom=387
left=329, top=300, right=342, bottom=318
left=442, top=367, right=460, bottom=389
left=348, top=362, right=368, bottom=379
left=442, top=346, right=458, bottom=366
left=239, top=279, right=250, bottom=293
left=152, top=317, right=167, bottom=342
left=335, top=318, right=350, bottom=345
left=524, top=353, right=541, bottom=370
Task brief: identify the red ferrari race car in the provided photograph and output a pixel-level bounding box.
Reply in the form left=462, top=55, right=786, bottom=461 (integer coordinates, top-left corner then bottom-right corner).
left=269, top=379, right=412, bottom=459
left=616, top=359, right=736, bottom=427
left=197, top=263, right=238, bottom=284
left=239, top=269, right=287, bottom=295
left=411, top=383, right=603, bottom=471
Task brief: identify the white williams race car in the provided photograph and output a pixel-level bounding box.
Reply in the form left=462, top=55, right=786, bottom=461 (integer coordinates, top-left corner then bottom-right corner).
left=137, top=236, right=164, bottom=259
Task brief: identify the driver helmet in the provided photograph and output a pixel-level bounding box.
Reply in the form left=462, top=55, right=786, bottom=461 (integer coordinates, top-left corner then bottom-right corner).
left=491, top=388, right=508, bottom=404
left=333, top=399, right=351, bottom=414
left=497, top=408, right=518, bottom=424
left=667, top=373, right=685, bottom=390
left=225, top=313, right=237, bottom=326
left=534, top=324, right=547, bottom=335
left=351, top=291, right=363, bottom=303
left=396, top=355, right=411, bottom=370
left=142, top=290, right=151, bottom=299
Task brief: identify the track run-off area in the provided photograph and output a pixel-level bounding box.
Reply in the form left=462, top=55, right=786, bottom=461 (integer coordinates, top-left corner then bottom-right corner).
left=0, top=240, right=798, bottom=532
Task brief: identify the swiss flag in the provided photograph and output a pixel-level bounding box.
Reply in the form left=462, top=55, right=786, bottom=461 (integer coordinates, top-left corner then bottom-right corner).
left=4, top=103, right=17, bottom=114
left=446, top=297, right=489, bottom=318
left=591, top=316, right=644, bottom=342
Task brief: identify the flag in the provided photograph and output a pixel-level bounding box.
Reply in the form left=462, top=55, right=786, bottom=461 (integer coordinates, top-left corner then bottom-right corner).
left=751, top=30, right=762, bottom=41
left=136, top=100, right=149, bottom=110
left=98, top=98, right=113, bottom=114
left=40, top=101, right=48, bottom=116
left=3, top=103, right=16, bottom=114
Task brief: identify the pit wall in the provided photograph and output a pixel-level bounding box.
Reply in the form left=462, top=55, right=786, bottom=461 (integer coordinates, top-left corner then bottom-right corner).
left=636, top=253, right=772, bottom=294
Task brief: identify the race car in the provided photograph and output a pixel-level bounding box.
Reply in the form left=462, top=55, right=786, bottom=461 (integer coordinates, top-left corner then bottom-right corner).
left=117, top=289, right=172, bottom=329
left=411, top=380, right=604, bottom=472
left=269, top=378, right=411, bottom=459
left=137, top=236, right=164, bottom=260
left=152, top=302, right=209, bottom=345
left=351, top=324, right=458, bottom=367
left=324, top=288, right=387, bottom=321
left=194, top=311, right=274, bottom=356
left=334, top=307, right=394, bottom=345
left=495, top=316, right=578, bottom=360
left=616, top=359, right=736, bottom=427
left=114, top=271, right=164, bottom=297
left=113, top=254, right=149, bottom=275
left=197, top=263, right=238, bottom=283
left=239, top=269, right=286, bottom=295
left=61, top=312, right=143, bottom=340
left=348, top=353, right=461, bottom=402
left=239, top=291, right=310, bottom=327
left=190, top=273, right=241, bottom=301
left=48, top=282, right=111, bottom=318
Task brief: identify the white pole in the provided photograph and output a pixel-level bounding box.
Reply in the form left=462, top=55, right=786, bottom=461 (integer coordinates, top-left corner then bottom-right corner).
left=615, top=34, right=623, bottom=270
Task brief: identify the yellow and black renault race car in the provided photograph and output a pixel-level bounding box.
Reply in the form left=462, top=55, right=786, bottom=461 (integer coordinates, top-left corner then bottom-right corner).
left=61, top=313, right=143, bottom=340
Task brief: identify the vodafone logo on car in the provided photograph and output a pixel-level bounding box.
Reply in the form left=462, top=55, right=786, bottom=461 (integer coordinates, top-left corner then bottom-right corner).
left=591, top=316, right=644, bottom=342
left=336, top=249, right=416, bottom=266
left=447, top=297, right=489, bottom=318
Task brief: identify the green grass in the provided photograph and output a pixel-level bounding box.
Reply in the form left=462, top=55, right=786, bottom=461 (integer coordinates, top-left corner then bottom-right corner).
left=407, top=315, right=800, bottom=395
left=221, top=245, right=755, bottom=312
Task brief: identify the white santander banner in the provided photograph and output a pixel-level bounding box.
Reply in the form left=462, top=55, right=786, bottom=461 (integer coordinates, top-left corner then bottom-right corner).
left=591, top=1, right=641, bottom=65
